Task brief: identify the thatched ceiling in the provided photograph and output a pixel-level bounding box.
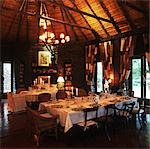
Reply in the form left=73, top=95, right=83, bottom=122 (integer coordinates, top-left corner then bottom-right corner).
left=0, top=0, right=149, bottom=45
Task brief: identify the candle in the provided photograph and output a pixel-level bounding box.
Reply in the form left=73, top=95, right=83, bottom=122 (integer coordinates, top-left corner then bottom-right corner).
left=76, top=88, right=78, bottom=96
left=71, top=86, right=74, bottom=95
left=35, top=78, right=37, bottom=84
left=33, top=81, right=36, bottom=86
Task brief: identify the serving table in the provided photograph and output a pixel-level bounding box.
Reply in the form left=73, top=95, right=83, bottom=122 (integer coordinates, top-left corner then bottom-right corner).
left=39, top=95, right=138, bottom=132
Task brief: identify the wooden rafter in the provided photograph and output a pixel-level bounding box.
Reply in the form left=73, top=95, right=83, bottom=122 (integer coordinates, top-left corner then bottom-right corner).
left=117, top=1, right=136, bottom=30
left=16, top=0, right=27, bottom=41
left=124, top=1, right=148, bottom=16
left=60, top=6, right=68, bottom=35
left=5, top=0, right=26, bottom=39
left=98, top=0, right=121, bottom=34
left=62, top=6, right=79, bottom=41
left=69, top=0, right=101, bottom=40
left=86, top=27, right=148, bottom=45
left=1, top=6, right=94, bottom=31
left=84, top=0, right=110, bottom=37
left=48, top=0, right=113, bottom=23
left=60, top=0, right=88, bottom=40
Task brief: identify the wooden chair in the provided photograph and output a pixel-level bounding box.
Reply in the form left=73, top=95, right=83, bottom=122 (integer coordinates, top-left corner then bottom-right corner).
left=16, top=87, right=27, bottom=94
left=131, top=98, right=146, bottom=128
left=115, top=102, right=135, bottom=127
left=26, top=106, right=58, bottom=147
left=38, top=93, right=51, bottom=103
left=95, top=104, right=116, bottom=141
left=78, top=88, right=87, bottom=97
left=77, top=106, right=98, bottom=131
left=56, top=90, right=67, bottom=99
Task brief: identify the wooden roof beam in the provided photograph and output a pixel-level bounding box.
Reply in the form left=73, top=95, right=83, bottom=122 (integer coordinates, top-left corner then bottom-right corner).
left=5, top=0, right=26, bottom=39
left=61, top=6, right=79, bottom=41
left=69, top=0, right=101, bottom=40
left=1, top=6, right=93, bottom=31
left=59, top=6, right=68, bottom=35
left=98, top=0, right=121, bottom=34
left=16, top=0, right=27, bottom=41
left=117, top=1, right=136, bottom=30
left=85, top=0, right=110, bottom=37
left=60, top=0, right=88, bottom=40
left=85, top=27, right=148, bottom=45
left=124, top=1, right=148, bottom=16
left=48, top=0, right=113, bottom=23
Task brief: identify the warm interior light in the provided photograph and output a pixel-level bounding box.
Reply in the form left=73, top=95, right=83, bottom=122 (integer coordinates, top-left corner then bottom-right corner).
left=55, top=40, right=59, bottom=44
left=50, top=32, right=55, bottom=39
left=61, top=39, right=65, bottom=44
left=65, top=36, right=70, bottom=42
left=60, top=33, right=65, bottom=39
left=57, top=76, right=65, bottom=83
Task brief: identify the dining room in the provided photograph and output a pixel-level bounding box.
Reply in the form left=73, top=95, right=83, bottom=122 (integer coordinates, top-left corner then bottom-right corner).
left=0, top=0, right=150, bottom=148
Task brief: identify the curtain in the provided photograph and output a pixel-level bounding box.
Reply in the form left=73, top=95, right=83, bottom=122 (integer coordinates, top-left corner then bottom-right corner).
left=119, top=35, right=137, bottom=83
left=85, top=44, right=97, bottom=90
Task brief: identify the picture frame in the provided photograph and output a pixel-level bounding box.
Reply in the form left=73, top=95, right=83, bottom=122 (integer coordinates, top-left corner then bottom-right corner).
left=38, top=76, right=51, bottom=84
left=38, top=51, right=51, bottom=66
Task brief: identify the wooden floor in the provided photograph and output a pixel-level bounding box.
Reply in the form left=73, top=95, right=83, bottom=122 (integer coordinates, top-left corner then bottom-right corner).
left=0, top=99, right=150, bottom=149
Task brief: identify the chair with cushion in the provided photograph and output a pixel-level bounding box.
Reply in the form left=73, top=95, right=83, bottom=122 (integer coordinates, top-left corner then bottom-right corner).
left=77, top=106, right=98, bottom=131
left=26, top=106, right=58, bottom=147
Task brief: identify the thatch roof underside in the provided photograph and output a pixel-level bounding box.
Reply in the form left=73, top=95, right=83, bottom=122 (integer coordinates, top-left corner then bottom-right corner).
left=0, top=0, right=149, bottom=45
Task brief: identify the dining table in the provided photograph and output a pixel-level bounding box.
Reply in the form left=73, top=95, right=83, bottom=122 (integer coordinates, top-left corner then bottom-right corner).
left=39, top=94, right=138, bottom=133
left=7, top=85, right=58, bottom=113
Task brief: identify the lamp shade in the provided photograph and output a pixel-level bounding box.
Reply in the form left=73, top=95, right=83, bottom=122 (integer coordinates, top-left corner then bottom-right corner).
left=57, top=76, right=65, bottom=83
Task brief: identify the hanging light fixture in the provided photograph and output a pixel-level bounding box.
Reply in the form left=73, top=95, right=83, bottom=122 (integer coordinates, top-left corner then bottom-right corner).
left=39, top=2, right=70, bottom=45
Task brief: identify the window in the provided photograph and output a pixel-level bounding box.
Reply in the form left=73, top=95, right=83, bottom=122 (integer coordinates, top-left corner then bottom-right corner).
left=146, top=59, right=150, bottom=99
left=132, top=59, right=141, bottom=97
left=97, top=62, right=103, bottom=92
left=3, top=63, right=11, bottom=93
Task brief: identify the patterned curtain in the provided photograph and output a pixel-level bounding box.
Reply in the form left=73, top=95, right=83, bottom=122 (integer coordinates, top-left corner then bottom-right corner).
left=85, top=44, right=98, bottom=90
left=99, top=41, right=113, bottom=80
left=119, top=35, right=137, bottom=83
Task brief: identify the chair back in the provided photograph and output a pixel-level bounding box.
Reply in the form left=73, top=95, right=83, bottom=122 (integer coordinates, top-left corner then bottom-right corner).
left=78, top=89, right=87, bottom=97
left=83, top=106, right=98, bottom=127
left=121, top=102, right=135, bottom=116
left=38, top=93, right=51, bottom=102
left=16, top=88, right=27, bottom=94
left=56, top=90, right=67, bottom=99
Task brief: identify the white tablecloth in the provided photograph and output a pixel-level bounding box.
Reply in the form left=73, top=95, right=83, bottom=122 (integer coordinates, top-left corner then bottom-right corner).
left=7, top=87, right=58, bottom=113
left=39, top=96, right=138, bottom=133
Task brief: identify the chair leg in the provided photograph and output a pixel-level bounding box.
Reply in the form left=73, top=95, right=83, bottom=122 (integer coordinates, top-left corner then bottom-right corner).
left=55, top=127, right=58, bottom=140
left=104, top=124, right=111, bottom=141
left=34, top=134, right=40, bottom=147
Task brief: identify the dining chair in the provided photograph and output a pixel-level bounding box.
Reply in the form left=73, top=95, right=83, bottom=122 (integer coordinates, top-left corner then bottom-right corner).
left=56, top=90, right=67, bottom=99
left=26, top=106, right=58, bottom=147
left=131, top=98, right=146, bottom=129
left=38, top=93, right=51, bottom=103
left=115, top=102, right=135, bottom=127
left=77, top=106, right=98, bottom=131
left=78, top=88, right=87, bottom=97
left=16, top=87, right=27, bottom=94
left=95, top=104, right=116, bottom=141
